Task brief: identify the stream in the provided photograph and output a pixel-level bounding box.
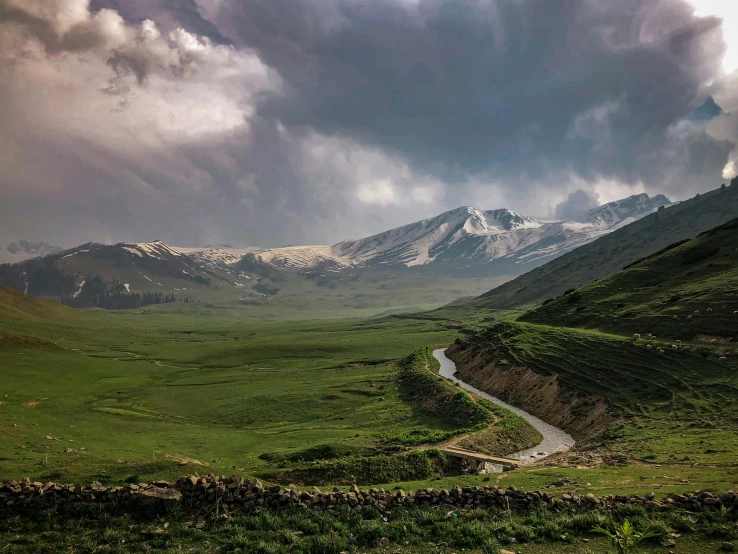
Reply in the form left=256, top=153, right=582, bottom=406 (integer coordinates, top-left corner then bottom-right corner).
left=433, top=348, right=575, bottom=463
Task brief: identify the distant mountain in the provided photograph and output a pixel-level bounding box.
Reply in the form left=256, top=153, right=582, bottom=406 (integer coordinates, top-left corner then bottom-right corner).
left=473, top=181, right=738, bottom=311
left=174, top=245, right=261, bottom=270
left=682, top=97, right=724, bottom=122
left=240, top=194, right=670, bottom=278
left=0, top=240, right=251, bottom=307
left=0, top=240, right=62, bottom=264
left=675, top=97, right=725, bottom=134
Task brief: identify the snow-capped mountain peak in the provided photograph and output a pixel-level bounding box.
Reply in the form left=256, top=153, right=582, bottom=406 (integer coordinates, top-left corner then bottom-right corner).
left=120, top=240, right=184, bottom=260
left=579, top=193, right=671, bottom=228
left=242, top=193, right=672, bottom=275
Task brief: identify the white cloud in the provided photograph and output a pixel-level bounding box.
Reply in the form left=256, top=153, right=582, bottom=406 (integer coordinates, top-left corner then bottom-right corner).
left=0, top=17, right=278, bottom=148
left=687, top=0, right=738, bottom=73
left=356, top=179, right=397, bottom=206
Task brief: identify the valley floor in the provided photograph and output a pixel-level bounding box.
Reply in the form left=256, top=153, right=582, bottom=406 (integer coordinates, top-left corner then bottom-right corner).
left=1, top=285, right=737, bottom=552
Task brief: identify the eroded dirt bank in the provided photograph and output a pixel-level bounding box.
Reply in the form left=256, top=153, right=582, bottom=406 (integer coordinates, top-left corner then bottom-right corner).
left=445, top=342, right=612, bottom=443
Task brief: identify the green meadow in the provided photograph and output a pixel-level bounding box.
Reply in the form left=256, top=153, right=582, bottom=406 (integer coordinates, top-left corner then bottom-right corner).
left=1, top=296, right=470, bottom=484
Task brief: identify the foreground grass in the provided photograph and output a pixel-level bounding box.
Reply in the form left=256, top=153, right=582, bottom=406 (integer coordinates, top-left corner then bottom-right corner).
left=1, top=501, right=735, bottom=553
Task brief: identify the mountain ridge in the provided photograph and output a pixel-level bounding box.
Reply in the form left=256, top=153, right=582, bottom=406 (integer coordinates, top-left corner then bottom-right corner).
left=0, top=192, right=675, bottom=307
left=243, top=193, right=671, bottom=277
left=472, top=182, right=738, bottom=311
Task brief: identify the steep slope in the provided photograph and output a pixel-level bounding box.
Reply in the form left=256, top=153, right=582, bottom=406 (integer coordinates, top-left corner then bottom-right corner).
left=242, top=193, right=669, bottom=278
left=473, top=182, right=738, bottom=310
left=520, top=217, right=738, bottom=340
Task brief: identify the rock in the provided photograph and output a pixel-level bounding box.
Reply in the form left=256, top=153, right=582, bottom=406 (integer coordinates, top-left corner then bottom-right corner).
left=661, top=539, right=676, bottom=547
left=64, top=448, right=73, bottom=453
left=377, top=537, right=390, bottom=548
left=722, top=543, right=735, bottom=552
left=139, top=487, right=182, bottom=508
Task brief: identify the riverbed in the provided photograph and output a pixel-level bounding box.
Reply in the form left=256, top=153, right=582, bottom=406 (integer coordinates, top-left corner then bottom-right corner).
left=433, top=348, right=575, bottom=463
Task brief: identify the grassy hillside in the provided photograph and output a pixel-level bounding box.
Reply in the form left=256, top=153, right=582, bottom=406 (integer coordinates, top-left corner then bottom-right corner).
left=520, top=217, right=738, bottom=341
left=451, top=321, right=738, bottom=467
left=0, top=286, right=82, bottom=323
left=449, top=216, right=738, bottom=473
left=472, top=181, right=738, bottom=311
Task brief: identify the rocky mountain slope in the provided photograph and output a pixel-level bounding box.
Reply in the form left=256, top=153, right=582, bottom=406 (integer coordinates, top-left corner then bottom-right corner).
left=473, top=182, right=738, bottom=310
left=0, top=241, right=251, bottom=307
left=241, top=193, right=670, bottom=278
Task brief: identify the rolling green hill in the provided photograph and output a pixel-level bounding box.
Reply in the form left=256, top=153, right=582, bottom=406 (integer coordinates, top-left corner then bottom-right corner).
left=0, top=286, right=82, bottom=323
left=472, top=181, right=738, bottom=311
left=447, top=216, right=738, bottom=472
left=520, top=217, right=738, bottom=340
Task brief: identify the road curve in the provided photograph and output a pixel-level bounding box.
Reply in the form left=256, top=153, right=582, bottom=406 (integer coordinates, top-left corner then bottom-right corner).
left=433, top=348, right=574, bottom=463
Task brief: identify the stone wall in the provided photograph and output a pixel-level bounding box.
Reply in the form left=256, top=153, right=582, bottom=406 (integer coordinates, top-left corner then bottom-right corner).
left=2, top=475, right=736, bottom=516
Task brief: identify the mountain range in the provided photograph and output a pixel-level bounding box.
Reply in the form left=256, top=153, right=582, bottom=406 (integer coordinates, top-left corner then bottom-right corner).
left=0, top=241, right=257, bottom=307
left=472, top=181, right=738, bottom=311
left=241, top=193, right=671, bottom=278
left=0, top=191, right=697, bottom=307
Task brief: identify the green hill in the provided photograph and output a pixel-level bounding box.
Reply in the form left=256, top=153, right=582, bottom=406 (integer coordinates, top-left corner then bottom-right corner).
left=520, top=217, right=738, bottom=340
left=472, top=181, right=738, bottom=311
left=447, top=216, right=738, bottom=471
left=0, top=286, right=83, bottom=324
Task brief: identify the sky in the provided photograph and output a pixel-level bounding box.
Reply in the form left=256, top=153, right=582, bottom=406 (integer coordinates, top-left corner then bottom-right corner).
left=0, top=0, right=737, bottom=249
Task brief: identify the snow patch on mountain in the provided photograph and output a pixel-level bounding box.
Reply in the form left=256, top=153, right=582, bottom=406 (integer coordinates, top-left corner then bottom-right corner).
left=73, top=280, right=86, bottom=299
left=175, top=246, right=260, bottom=267
left=245, top=194, right=671, bottom=273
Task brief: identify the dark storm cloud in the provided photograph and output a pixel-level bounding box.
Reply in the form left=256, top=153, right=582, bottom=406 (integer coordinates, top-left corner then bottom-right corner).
left=215, top=0, right=731, bottom=188
left=1, top=0, right=736, bottom=248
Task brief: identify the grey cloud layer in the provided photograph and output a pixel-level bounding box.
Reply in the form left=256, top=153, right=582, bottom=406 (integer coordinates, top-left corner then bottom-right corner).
left=217, top=0, right=733, bottom=189
left=0, top=0, right=736, bottom=248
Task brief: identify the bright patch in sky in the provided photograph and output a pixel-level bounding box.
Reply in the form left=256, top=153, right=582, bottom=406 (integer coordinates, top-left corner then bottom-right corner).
left=687, top=0, right=738, bottom=73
